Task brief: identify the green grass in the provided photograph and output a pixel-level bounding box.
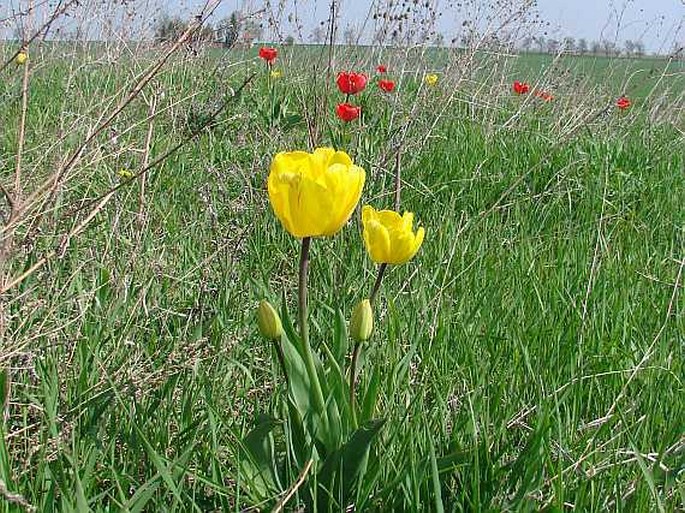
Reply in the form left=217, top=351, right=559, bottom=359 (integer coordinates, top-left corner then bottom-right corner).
left=1, top=42, right=683, bottom=511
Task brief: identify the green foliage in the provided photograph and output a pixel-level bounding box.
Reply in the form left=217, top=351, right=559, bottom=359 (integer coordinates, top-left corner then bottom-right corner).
left=236, top=295, right=385, bottom=510
left=0, top=45, right=683, bottom=512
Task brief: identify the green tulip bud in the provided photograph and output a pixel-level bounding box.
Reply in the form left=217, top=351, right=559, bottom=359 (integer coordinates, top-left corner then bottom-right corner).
left=257, top=300, right=283, bottom=340
left=350, top=299, right=373, bottom=342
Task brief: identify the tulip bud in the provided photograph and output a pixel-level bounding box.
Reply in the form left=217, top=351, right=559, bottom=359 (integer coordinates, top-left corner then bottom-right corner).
left=257, top=300, right=282, bottom=340
left=350, top=299, right=373, bottom=342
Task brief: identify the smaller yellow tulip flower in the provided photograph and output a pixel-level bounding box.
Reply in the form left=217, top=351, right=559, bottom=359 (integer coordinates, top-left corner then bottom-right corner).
left=424, top=73, right=438, bottom=87
left=15, top=51, right=28, bottom=65
left=361, top=206, right=425, bottom=265
left=270, top=69, right=283, bottom=79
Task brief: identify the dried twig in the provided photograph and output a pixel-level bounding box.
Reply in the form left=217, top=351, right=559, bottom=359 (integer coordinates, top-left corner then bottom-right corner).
left=272, top=459, right=313, bottom=513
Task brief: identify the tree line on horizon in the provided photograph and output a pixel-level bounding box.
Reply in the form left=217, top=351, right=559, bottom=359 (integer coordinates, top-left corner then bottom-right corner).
left=154, top=12, right=682, bottom=60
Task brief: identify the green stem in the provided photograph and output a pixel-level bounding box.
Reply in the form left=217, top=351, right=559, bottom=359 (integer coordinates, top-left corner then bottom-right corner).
left=349, top=341, right=361, bottom=428
left=272, top=338, right=289, bottom=387
left=298, top=237, right=326, bottom=415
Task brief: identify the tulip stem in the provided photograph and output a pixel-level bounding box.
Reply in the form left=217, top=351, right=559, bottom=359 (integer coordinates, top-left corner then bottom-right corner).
left=298, top=237, right=326, bottom=416
left=349, top=341, right=361, bottom=428
left=273, top=338, right=289, bottom=387
left=299, top=237, right=311, bottom=347
left=349, top=263, right=387, bottom=426
left=370, top=263, right=387, bottom=305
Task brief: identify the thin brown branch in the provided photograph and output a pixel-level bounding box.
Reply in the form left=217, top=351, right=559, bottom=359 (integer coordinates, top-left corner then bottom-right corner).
left=272, top=459, right=314, bottom=513
left=0, top=0, right=79, bottom=74
left=8, top=0, right=222, bottom=235
left=0, top=72, right=256, bottom=295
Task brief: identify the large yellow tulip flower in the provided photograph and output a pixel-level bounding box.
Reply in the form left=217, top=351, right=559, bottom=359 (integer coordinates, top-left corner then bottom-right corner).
left=268, top=148, right=365, bottom=238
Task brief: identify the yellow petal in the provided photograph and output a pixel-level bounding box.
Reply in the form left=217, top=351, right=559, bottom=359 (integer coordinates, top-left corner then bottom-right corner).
left=411, top=227, right=425, bottom=258
left=361, top=206, right=425, bottom=264
left=268, top=148, right=365, bottom=238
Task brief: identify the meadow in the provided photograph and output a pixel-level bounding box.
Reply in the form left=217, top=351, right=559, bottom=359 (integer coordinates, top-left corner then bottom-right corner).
left=1, top=37, right=684, bottom=512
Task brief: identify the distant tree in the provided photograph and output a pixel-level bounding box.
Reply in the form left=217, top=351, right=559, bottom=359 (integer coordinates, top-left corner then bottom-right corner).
left=534, top=36, right=546, bottom=53
left=520, top=36, right=534, bottom=52
left=634, top=40, right=645, bottom=56
left=310, top=25, right=326, bottom=44
left=546, top=38, right=560, bottom=54
left=216, top=12, right=241, bottom=48
left=435, top=33, right=445, bottom=47
left=154, top=14, right=213, bottom=55
left=563, top=36, right=576, bottom=53
left=577, top=38, right=588, bottom=55
left=624, top=39, right=635, bottom=56
left=242, top=18, right=263, bottom=45
left=591, top=40, right=602, bottom=55
left=601, top=39, right=617, bottom=57
left=343, top=23, right=357, bottom=46
left=155, top=14, right=185, bottom=43
left=284, top=34, right=295, bottom=46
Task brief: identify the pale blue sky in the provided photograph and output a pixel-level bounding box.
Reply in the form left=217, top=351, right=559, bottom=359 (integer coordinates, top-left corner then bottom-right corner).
left=193, top=0, right=684, bottom=53
left=2, top=0, right=682, bottom=52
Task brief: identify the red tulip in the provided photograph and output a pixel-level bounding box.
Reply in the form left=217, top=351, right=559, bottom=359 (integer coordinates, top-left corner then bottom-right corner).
left=378, top=79, right=395, bottom=93
left=616, top=95, right=631, bottom=110
left=534, top=90, right=554, bottom=102
left=335, top=103, right=361, bottom=122
left=258, top=47, right=277, bottom=64
left=376, top=64, right=387, bottom=73
left=336, top=72, right=368, bottom=95
left=513, top=80, right=530, bottom=95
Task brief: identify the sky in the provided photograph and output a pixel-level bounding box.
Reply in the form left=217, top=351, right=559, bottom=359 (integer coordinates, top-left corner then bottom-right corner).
left=195, top=0, right=684, bottom=53
left=535, top=0, right=684, bottom=53
left=2, top=0, right=683, bottom=53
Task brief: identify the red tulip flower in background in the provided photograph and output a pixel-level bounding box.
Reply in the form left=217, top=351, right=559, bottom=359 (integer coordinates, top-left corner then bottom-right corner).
left=337, top=72, right=368, bottom=95
left=376, top=64, right=387, bottom=73
left=258, top=47, right=278, bottom=65
left=378, top=79, right=395, bottom=93
left=336, top=103, right=361, bottom=122
left=534, top=90, right=554, bottom=102
left=513, top=80, right=530, bottom=95
left=616, top=95, right=631, bottom=110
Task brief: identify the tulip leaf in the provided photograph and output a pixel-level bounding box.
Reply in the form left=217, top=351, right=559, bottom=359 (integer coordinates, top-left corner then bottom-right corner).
left=286, top=398, right=310, bottom=466
left=279, top=299, right=301, bottom=350
left=320, top=338, right=350, bottom=418
left=332, top=308, right=349, bottom=365
left=316, top=419, right=386, bottom=508
left=238, top=414, right=281, bottom=501
left=325, top=392, right=343, bottom=453
left=360, top=366, right=381, bottom=423
left=280, top=332, right=311, bottom=420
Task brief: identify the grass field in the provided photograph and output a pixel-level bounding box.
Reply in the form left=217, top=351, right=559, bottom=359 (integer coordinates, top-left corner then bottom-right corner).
left=1, top=40, right=684, bottom=512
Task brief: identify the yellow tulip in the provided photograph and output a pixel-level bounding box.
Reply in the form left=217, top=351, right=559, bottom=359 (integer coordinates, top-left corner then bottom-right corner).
left=361, top=205, right=425, bottom=265
left=15, top=51, right=28, bottom=65
left=270, top=69, right=283, bottom=79
left=425, top=73, right=438, bottom=87
left=268, top=148, right=365, bottom=238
